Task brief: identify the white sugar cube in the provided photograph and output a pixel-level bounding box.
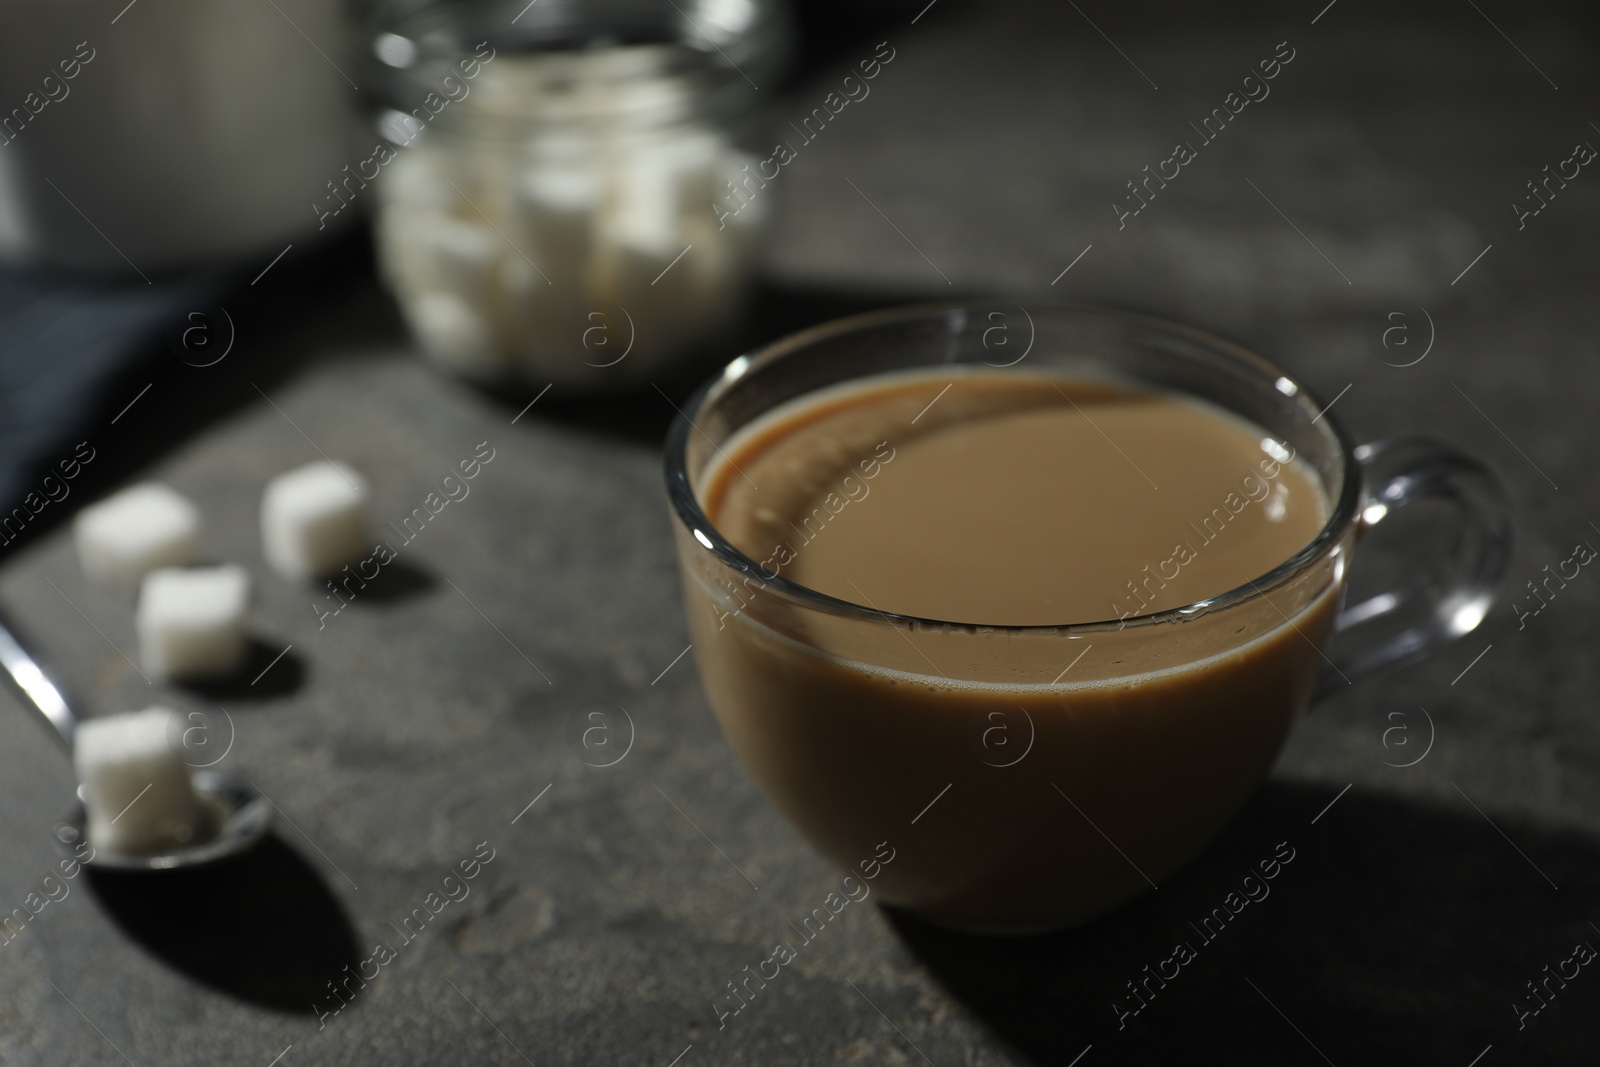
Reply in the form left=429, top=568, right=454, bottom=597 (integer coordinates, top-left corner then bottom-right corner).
left=661, top=128, right=730, bottom=213
left=428, top=217, right=503, bottom=301
left=136, top=565, right=251, bottom=681
left=73, top=483, right=201, bottom=589
left=74, top=707, right=203, bottom=855
left=512, top=165, right=595, bottom=281
left=714, top=147, right=771, bottom=230
left=520, top=162, right=599, bottom=215
left=261, top=461, right=371, bottom=582
left=609, top=159, right=683, bottom=258
left=379, top=141, right=453, bottom=210
left=407, top=291, right=505, bottom=379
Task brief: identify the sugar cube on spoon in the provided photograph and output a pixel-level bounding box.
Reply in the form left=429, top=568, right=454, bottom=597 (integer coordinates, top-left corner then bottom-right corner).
left=74, top=707, right=205, bottom=855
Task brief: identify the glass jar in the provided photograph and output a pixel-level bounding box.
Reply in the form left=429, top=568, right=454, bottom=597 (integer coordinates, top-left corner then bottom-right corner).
left=366, top=0, right=791, bottom=389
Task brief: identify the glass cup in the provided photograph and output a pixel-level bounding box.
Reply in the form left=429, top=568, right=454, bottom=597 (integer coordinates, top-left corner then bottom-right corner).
left=664, top=303, right=1512, bottom=933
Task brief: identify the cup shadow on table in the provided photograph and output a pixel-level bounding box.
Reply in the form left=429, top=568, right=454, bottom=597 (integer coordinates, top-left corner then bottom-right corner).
left=85, top=834, right=360, bottom=1014
left=885, top=780, right=1600, bottom=1065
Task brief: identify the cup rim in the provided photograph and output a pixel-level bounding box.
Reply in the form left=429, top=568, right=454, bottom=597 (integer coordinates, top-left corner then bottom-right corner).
left=663, top=301, right=1362, bottom=635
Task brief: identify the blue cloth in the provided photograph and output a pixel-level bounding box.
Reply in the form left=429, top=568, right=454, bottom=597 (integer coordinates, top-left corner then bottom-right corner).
left=0, top=267, right=221, bottom=511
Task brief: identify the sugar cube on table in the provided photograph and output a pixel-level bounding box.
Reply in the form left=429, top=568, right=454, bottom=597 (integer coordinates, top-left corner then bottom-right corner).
left=136, top=565, right=250, bottom=682
left=261, top=461, right=371, bottom=583
left=74, top=707, right=203, bottom=855
left=73, top=483, right=201, bottom=589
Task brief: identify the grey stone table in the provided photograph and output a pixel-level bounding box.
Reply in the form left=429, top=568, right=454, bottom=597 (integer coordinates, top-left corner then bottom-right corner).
left=2, top=2, right=1598, bottom=1064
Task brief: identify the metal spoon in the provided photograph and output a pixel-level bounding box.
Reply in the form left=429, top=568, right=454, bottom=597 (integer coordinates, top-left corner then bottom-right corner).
left=0, top=609, right=272, bottom=870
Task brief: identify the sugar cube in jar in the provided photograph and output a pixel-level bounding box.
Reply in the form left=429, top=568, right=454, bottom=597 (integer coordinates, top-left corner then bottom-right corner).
left=368, top=0, right=789, bottom=390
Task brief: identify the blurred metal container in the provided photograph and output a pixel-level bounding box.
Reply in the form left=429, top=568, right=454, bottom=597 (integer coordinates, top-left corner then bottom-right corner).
left=367, top=0, right=792, bottom=390
left=0, top=0, right=363, bottom=275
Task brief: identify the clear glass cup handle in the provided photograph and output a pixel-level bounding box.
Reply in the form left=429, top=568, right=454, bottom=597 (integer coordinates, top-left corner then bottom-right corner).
left=1314, top=436, right=1514, bottom=702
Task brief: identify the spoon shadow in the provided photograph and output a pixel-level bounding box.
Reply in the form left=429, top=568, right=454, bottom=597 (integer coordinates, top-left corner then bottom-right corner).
left=86, top=833, right=360, bottom=1013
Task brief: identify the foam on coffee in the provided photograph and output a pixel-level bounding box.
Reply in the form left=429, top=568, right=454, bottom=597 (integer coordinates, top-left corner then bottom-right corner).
left=706, top=370, right=1325, bottom=626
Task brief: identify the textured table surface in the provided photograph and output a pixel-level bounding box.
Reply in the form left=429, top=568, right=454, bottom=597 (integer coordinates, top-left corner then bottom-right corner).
left=1, top=2, right=1598, bottom=1064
